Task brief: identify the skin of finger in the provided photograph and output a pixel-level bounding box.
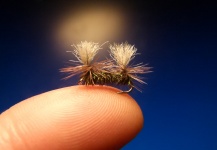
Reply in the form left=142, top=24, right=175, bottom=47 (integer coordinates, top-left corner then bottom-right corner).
left=0, top=86, right=144, bottom=150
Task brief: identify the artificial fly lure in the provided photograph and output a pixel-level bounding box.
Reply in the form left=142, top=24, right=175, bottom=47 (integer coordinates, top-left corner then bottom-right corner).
left=60, top=41, right=112, bottom=85
left=108, top=42, right=152, bottom=93
left=60, top=41, right=152, bottom=93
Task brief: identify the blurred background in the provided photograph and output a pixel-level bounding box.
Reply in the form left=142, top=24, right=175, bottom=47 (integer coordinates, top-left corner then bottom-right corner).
left=0, top=0, right=217, bottom=149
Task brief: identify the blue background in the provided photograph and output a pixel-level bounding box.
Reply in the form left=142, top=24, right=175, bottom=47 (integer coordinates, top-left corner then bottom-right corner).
left=0, top=0, right=217, bottom=149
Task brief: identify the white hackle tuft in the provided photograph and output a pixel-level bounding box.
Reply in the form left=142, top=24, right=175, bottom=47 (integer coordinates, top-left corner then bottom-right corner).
left=70, top=41, right=102, bottom=65
left=109, top=42, right=137, bottom=67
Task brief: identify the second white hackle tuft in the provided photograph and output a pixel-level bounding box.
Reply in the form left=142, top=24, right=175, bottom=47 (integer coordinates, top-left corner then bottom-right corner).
left=109, top=42, right=137, bottom=68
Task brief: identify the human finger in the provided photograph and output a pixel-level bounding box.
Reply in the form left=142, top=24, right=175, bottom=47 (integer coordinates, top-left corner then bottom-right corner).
left=0, top=85, right=143, bottom=150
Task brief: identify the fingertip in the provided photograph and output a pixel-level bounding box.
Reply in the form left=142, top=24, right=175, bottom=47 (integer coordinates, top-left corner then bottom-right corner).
left=0, top=86, right=144, bottom=150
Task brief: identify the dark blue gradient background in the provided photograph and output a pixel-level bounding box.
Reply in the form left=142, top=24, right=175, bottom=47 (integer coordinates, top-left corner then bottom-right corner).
left=1, top=1, right=217, bottom=149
